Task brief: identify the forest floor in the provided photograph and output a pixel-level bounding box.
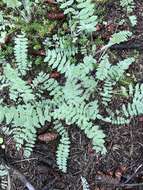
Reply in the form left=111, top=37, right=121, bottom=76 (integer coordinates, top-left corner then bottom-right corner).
left=1, top=0, right=143, bottom=190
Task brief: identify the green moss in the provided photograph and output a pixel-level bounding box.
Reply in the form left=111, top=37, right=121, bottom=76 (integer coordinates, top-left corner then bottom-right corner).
left=15, top=19, right=57, bottom=37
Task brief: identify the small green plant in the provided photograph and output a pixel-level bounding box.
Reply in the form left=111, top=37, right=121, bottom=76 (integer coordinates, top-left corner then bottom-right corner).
left=120, top=0, right=137, bottom=27
left=0, top=0, right=140, bottom=178
left=0, top=29, right=137, bottom=173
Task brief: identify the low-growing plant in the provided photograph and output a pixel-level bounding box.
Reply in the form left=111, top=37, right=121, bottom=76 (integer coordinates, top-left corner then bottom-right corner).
left=120, top=0, right=137, bottom=27
left=0, top=0, right=140, bottom=188
left=0, top=31, right=137, bottom=172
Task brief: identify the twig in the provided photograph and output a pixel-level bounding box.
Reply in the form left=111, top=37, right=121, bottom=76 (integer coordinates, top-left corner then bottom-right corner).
left=110, top=43, right=143, bottom=50
left=119, top=182, right=143, bottom=188
left=95, top=180, right=143, bottom=188
left=1, top=157, right=37, bottom=190
left=11, top=157, right=38, bottom=164
left=124, top=164, right=143, bottom=184
left=9, top=167, right=36, bottom=190
left=7, top=173, right=11, bottom=190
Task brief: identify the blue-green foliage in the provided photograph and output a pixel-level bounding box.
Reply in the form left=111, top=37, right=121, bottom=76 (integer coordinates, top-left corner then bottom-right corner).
left=111, top=83, right=143, bottom=125
left=0, top=33, right=106, bottom=172
left=54, top=121, right=70, bottom=173
left=0, top=28, right=136, bottom=172
left=0, top=0, right=139, bottom=174
left=14, top=33, right=30, bottom=76
left=56, top=0, right=98, bottom=34
left=120, top=0, right=137, bottom=27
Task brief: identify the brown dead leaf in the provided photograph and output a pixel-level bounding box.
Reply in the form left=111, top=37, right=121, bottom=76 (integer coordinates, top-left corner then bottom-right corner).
left=38, top=132, right=58, bottom=142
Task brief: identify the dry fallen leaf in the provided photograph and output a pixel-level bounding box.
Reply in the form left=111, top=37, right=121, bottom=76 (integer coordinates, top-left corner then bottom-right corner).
left=38, top=132, right=58, bottom=142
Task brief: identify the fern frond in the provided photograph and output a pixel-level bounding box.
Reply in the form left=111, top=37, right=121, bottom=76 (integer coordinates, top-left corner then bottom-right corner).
left=111, top=115, right=130, bottom=125
left=120, top=0, right=135, bottom=13
left=44, top=49, right=71, bottom=74
left=54, top=121, right=70, bottom=173
left=32, top=71, right=49, bottom=96
left=110, top=84, right=143, bottom=125
left=107, top=31, right=132, bottom=47
left=32, top=71, right=62, bottom=101
left=0, top=102, right=52, bottom=157
left=65, top=55, right=95, bottom=80
left=82, top=76, right=98, bottom=100
left=63, top=79, right=84, bottom=104
left=57, top=0, right=98, bottom=34
left=109, top=57, right=134, bottom=81
left=44, top=35, right=77, bottom=56
left=4, top=64, right=35, bottom=103
left=56, top=0, right=75, bottom=15
left=59, top=35, right=77, bottom=56
left=0, top=75, right=9, bottom=90
left=76, top=0, right=98, bottom=33
left=96, top=56, right=134, bottom=82
left=32, top=71, right=61, bottom=96
left=129, top=15, right=137, bottom=26
left=2, top=0, right=21, bottom=8
left=56, top=135, right=70, bottom=173
left=100, top=81, right=114, bottom=106
left=79, top=121, right=106, bottom=154
left=96, top=54, right=111, bottom=81
left=85, top=100, right=100, bottom=120
left=0, top=164, right=8, bottom=190
left=14, top=33, right=30, bottom=76
left=0, top=105, right=15, bottom=123
left=11, top=104, right=38, bottom=157
left=122, top=84, right=143, bottom=117
left=53, top=99, right=100, bottom=125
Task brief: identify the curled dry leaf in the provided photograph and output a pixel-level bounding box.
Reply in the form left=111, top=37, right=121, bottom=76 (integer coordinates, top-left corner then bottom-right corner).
left=50, top=71, right=61, bottom=78
left=47, top=12, right=65, bottom=20
left=115, top=165, right=127, bottom=180
left=120, top=166, right=127, bottom=172
left=106, top=23, right=116, bottom=32
left=115, top=171, right=122, bottom=180
left=38, top=132, right=58, bottom=142
left=31, top=50, right=46, bottom=56
left=96, top=24, right=102, bottom=31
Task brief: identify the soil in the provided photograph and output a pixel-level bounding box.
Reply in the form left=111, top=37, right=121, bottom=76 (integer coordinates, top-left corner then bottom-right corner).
left=1, top=0, right=143, bottom=190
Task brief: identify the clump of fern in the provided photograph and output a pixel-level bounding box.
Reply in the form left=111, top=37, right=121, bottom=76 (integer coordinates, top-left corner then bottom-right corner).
left=0, top=0, right=140, bottom=175
left=0, top=29, right=136, bottom=173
